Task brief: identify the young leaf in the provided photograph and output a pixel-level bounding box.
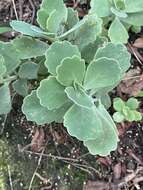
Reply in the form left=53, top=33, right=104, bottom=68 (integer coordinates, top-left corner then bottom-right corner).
left=12, top=36, right=48, bottom=59
left=18, top=61, right=39, bottom=79
left=12, top=79, right=28, bottom=97
left=95, top=42, right=131, bottom=74
left=10, top=20, right=49, bottom=38
left=0, top=42, right=20, bottom=74
left=64, top=105, right=102, bottom=141
left=113, top=97, right=125, bottom=111
left=56, top=56, right=85, bottom=86
left=37, top=0, right=68, bottom=33
left=0, top=84, right=11, bottom=114
left=113, top=112, right=125, bottom=122
left=22, top=90, right=56, bottom=125
left=37, top=76, right=68, bottom=110
left=126, top=98, right=139, bottom=110
left=45, top=41, right=80, bottom=75
left=0, top=55, right=6, bottom=77
left=84, top=104, right=119, bottom=156
left=84, top=57, right=121, bottom=90
left=96, top=93, right=111, bottom=109
left=73, top=14, right=103, bottom=51
left=108, top=17, right=129, bottom=44
left=65, top=86, right=94, bottom=109
left=132, top=111, right=142, bottom=121
left=90, top=0, right=111, bottom=17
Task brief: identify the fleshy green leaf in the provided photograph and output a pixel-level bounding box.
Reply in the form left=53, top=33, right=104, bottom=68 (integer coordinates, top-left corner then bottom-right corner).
left=37, top=0, right=68, bottom=33
left=56, top=56, right=85, bottom=86
left=113, top=112, right=124, bottom=122
left=84, top=104, right=119, bottom=156
left=113, top=97, right=125, bottom=111
left=121, top=12, right=143, bottom=26
left=45, top=41, right=80, bottom=75
left=126, top=98, right=139, bottom=110
left=64, top=105, right=102, bottom=141
left=12, top=79, right=28, bottom=97
left=65, top=86, right=94, bottom=109
left=84, top=57, right=121, bottom=90
left=108, top=17, right=129, bottom=44
left=96, top=93, right=111, bottom=109
left=81, top=36, right=108, bottom=64
left=0, top=84, right=11, bottom=114
left=0, top=27, right=12, bottom=34
left=110, top=7, right=127, bottom=18
left=22, top=90, right=56, bottom=125
left=90, top=0, right=111, bottom=17
left=12, top=36, right=48, bottom=59
left=10, top=20, right=49, bottom=38
left=124, top=0, right=143, bottom=13
left=0, top=55, right=6, bottom=77
left=95, top=42, right=131, bottom=74
left=37, top=76, right=68, bottom=110
left=73, top=14, right=103, bottom=51
left=18, top=61, right=39, bottom=79
left=0, top=42, right=20, bottom=74
left=133, top=111, right=142, bottom=121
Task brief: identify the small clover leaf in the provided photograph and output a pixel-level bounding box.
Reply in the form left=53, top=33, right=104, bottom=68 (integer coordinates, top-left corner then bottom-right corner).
left=65, top=86, right=94, bottom=109
left=45, top=41, right=80, bottom=75
left=126, top=97, right=139, bottom=110
left=84, top=57, right=121, bottom=90
left=113, top=97, right=125, bottom=112
left=113, top=112, right=125, bottom=123
left=56, top=56, right=85, bottom=86
left=37, top=76, right=68, bottom=110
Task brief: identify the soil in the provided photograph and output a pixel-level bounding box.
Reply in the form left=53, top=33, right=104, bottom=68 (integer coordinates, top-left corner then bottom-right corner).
left=0, top=0, right=143, bottom=190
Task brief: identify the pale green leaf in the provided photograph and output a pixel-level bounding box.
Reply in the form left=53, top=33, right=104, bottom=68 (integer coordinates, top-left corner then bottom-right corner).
left=84, top=57, right=121, bottom=90
left=133, top=111, right=142, bottom=121
left=56, top=56, right=85, bottom=86
left=0, top=27, right=12, bottom=34
left=126, top=98, right=139, bottom=110
left=37, top=0, right=67, bottom=33
left=108, top=17, right=129, bottom=43
left=64, top=105, right=102, bottom=141
left=12, top=79, right=28, bottom=97
left=65, top=86, right=94, bottom=109
left=90, top=0, right=111, bottom=17
left=96, top=93, right=111, bottom=109
left=0, top=42, right=20, bottom=74
left=73, top=14, right=103, bottom=50
left=81, top=36, right=108, bottom=64
left=124, top=0, right=143, bottom=13
left=12, top=36, right=48, bottom=59
left=45, top=41, right=80, bottom=75
left=18, top=61, right=39, bottom=79
left=95, top=42, right=131, bottom=74
left=22, top=90, right=56, bottom=125
left=113, top=112, right=124, bottom=122
left=84, top=104, right=119, bottom=156
left=10, top=20, right=48, bottom=38
left=110, top=7, right=127, bottom=18
left=121, top=12, right=143, bottom=26
left=0, top=55, right=6, bottom=77
left=37, top=76, right=68, bottom=110
left=0, top=84, right=11, bottom=114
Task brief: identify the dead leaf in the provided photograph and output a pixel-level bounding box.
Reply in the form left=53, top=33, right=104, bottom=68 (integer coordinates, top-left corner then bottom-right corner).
left=118, top=69, right=143, bottom=96
left=113, top=163, right=122, bottom=180
left=31, top=128, right=45, bottom=152
left=133, top=37, right=143, bottom=48
left=97, top=157, right=111, bottom=166
left=83, top=181, right=110, bottom=190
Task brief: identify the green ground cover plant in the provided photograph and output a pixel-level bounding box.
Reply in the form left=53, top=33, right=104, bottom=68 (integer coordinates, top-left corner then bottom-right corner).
left=0, top=0, right=142, bottom=156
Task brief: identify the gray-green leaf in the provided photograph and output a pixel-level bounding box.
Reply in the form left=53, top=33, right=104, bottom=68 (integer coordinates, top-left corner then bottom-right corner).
left=0, top=84, right=11, bottom=114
